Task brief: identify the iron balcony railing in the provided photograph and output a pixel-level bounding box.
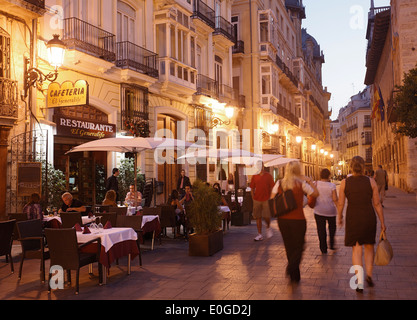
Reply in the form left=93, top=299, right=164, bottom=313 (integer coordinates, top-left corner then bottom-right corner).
left=24, top=0, right=45, bottom=8
left=192, top=0, right=215, bottom=29
left=232, top=40, right=244, bottom=54
left=196, top=74, right=218, bottom=98
left=0, top=77, right=18, bottom=119
left=62, top=17, right=116, bottom=61
left=116, top=41, right=158, bottom=78
left=214, top=16, right=235, bottom=43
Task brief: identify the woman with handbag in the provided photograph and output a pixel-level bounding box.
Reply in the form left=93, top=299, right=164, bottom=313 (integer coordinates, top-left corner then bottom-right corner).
left=314, top=168, right=338, bottom=254
left=270, top=161, right=319, bottom=284
left=337, top=156, right=386, bottom=292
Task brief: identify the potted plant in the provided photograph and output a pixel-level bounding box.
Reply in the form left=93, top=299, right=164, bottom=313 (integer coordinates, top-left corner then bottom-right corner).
left=187, top=180, right=224, bottom=256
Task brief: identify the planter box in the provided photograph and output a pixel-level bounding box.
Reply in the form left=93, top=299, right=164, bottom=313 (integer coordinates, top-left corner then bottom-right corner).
left=231, top=210, right=251, bottom=226
left=188, top=230, right=223, bottom=256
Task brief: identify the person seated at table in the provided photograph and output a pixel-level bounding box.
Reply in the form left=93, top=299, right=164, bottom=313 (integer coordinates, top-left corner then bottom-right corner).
left=125, top=184, right=142, bottom=206
left=170, top=189, right=186, bottom=237
left=179, top=184, right=194, bottom=207
left=23, top=192, right=43, bottom=220
left=58, top=192, right=86, bottom=214
left=102, top=190, right=117, bottom=207
left=213, top=183, right=228, bottom=206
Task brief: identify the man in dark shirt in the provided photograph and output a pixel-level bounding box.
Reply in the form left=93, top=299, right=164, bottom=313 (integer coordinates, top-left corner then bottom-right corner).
left=106, top=168, right=120, bottom=201
left=58, top=192, right=86, bottom=214
left=177, top=169, right=190, bottom=199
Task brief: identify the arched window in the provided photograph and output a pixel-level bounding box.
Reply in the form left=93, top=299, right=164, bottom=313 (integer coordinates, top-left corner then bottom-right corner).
left=0, top=28, right=11, bottom=78
left=117, top=1, right=136, bottom=43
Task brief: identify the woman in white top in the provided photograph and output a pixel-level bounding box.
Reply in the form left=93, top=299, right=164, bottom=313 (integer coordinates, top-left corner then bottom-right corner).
left=314, top=168, right=338, bottom=254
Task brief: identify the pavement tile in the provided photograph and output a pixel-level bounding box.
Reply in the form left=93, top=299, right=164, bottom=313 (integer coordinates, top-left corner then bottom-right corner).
left=1, top=186, right=416, bottom=301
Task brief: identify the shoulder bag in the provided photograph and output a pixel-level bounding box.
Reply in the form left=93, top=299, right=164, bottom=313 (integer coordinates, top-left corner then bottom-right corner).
left=307, top=181, right=317, bottom=208
left=274, top=181, right=297, bottom=217
left=374, top=231, right=393, bottom=266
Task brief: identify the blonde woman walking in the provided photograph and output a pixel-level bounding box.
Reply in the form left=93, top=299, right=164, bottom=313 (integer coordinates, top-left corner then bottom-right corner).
left=271, top=161, right=319, bottom=283
left=337, top=156, right=386, bottom=292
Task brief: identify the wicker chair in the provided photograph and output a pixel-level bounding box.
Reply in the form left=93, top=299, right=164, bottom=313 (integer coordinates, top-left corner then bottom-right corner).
left=16, top=219, right=50, bottom=282
left=44, top=228, right=102, bottom=294
left=60, top=212, right=83, bottom=228
left=99, top=212, right=117, bottom=228
left=115, top=215, right=142, bottom=266
left=0, top=219, right=16, bottom=273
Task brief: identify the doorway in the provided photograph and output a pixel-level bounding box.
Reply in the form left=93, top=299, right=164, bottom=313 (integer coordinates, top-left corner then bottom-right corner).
left=157, top=114, right=182, bottom=203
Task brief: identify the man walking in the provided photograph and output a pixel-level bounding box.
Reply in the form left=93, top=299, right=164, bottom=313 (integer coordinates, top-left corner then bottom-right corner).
left=374, top=165, right=388, bottom=207
left=250, top=164, right=275, bottom=241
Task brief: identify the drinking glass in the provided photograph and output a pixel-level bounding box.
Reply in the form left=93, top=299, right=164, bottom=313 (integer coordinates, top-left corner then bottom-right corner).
left=97, top=217, right=103, bottom=233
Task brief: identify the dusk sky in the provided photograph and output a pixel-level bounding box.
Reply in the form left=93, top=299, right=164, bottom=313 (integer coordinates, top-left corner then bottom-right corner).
left=302, top=0, right=391, bottom=120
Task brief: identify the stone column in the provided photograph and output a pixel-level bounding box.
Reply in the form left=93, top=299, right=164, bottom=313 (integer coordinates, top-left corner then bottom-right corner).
left=0, top=126, right=12, bottom=219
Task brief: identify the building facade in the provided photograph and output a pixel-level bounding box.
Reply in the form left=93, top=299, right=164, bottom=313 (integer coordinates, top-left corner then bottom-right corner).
left=365, top=0, right=417, bottom=192
left=331, top=87, right=372, bottom=176
left=3, top=0, right=332, bottom=213
left=231, top=0, right=331, bottom=181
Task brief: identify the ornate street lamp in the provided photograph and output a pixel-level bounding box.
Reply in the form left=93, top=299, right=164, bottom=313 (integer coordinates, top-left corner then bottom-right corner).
left=24, top=34, right=66, bottom=97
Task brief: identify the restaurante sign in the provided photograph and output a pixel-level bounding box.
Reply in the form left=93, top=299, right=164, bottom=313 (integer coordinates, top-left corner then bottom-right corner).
left=55, top=115, right=116, bottom=139
left=47, top=80, right=89, bottom=108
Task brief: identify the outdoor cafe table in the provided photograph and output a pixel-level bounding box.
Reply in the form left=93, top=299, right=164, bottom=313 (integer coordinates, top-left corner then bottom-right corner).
left=218, top=206, right=231, bottom=232
left=43, top=215, right=97, bottom=228
left=76, top=227, right=139, bottom=284
left=140, top=215, right=161, bottom=250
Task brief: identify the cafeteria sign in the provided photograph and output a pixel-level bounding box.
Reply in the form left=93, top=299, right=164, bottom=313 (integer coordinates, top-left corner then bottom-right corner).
left=47, top=80, right=88, bottom=108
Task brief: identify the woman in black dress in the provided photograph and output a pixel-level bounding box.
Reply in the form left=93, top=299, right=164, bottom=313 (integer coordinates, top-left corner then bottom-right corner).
left=337, top=156, right=386, bottom=292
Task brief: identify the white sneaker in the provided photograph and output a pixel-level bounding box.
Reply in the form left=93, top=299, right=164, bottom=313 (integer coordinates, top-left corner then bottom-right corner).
left=254, top=234, right=264, bottom=241
left=266, top=228, right=273, bottom=239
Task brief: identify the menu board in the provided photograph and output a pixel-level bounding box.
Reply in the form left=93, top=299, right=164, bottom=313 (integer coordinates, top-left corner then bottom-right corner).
left=17, top=162, right=42, bottom=196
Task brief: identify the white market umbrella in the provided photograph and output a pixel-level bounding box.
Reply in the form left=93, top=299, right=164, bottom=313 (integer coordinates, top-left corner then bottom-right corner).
left=177, top=148, right=257, bottom=162
left=66, top=136, right=197, bottom=207
left=264, top=157, right=300, bottom=167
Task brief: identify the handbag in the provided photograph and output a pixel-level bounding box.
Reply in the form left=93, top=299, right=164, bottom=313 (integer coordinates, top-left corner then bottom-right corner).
left=374, top=231, right=393, bottom=266
left=307, top=181, right=317, bottom=208
left=307, top=195, right=317, bottom=208
left=274, top=182, right=297, bottom=217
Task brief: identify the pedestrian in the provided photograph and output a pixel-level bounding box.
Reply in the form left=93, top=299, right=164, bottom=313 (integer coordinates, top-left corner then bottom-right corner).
left=270, top=161, right=319, bottom=283
left=250, top=163, right=275, bottom=241
left=337, top=156, right=386, bottom=293
left=22, top=193, right=43, bottom=220
left=374, top=165, right=388, bottom=207
left=177, top=169, right=190, bottom=199
left=106, top=168, right=120, bottom=201
left=314, top=168, right=338, bottom=254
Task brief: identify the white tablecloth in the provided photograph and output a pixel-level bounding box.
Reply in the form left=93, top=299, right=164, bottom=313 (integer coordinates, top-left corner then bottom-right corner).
left=218, top=206, right=231, bottom=213
left=141, top=215, right=159, bottom=228
left=76, top=227, right=137, bottom=253
left=43, top=216, right=96, bottom=225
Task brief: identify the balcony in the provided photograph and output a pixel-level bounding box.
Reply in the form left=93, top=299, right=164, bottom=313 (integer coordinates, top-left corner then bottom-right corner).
left=158, top=57, right=197, bottom=96
left=276, top=55, right=299, bottom=93
left=62, top=17, right=116, bottom=62
left=213, top=16, right=235, bottom=46
left=277, top=104, right=299, bottom=127
left=232, top=40, right=244, bottom=54
left=195, top=74, right=218, bottom=99
left=347, top=141, right=359, bottom=148
left=346, top=123, right=358, bottom=132
left=24, top=0, right=44, bottom=7
left=116, top=41, right=158, bottom=78
left=0, top=77, right=18, bottom=120
left=191, top=0, right=215, bottom=31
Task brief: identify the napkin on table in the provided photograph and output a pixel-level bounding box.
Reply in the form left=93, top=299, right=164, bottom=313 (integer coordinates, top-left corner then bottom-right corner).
left=73, top=223, right=82, bottom=232
left=104, top=220, right=112, bottom=229
left=82, top=225, right=91, bottom=234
